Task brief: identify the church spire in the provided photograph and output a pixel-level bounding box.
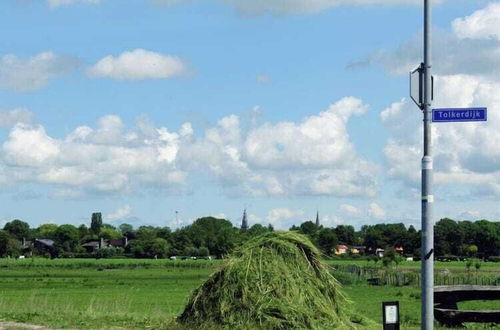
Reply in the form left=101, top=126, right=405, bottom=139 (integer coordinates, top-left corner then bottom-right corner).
left=315, top=210, right=320, bottom=227
left=241, top=209, right=248, bottom=231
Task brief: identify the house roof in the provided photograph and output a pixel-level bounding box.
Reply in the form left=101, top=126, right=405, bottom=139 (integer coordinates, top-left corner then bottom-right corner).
left=82, top=241, right=100, bottom=247
left=336, top=245, right=349, bottom=250
left=35, top=239, right=55, bottom=247
left=108, top=238, right=126, bottom=247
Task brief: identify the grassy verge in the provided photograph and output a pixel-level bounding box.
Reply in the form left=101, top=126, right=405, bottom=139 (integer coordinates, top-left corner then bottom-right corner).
left=0, top=267, right=212, bottom=329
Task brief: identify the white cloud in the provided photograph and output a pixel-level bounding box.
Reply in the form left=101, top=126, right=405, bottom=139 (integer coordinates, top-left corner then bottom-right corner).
left=320, top=214, right=344, bottom=227
left=0, top=52, right=79, bottom=92
left=0, top=109, right=35, bottom=128
left=359, top=4, right=500, bottom=79
left=266, top=208, right=304, bottom=229
left=0, top=115, right=189, bottom=194
left=0, top=97, right=376, bottom=198
left=456, top=210, right=480, bottom=221
left=452, top=2, right=500, bottom=41
left=223, top=0, right=444, bottom=15
left=179, top=97, right=378, bottom=197
left=368, top=203, right=386, bottom=219
left=107, top=205, right=132, bottom=221
left=88, top=49, right=187, bottom=81
left=381, top=74, right=500, bottom=195
left=47, top=0, right=101, bottom=8
left=339, top=204, right=361, bottom=216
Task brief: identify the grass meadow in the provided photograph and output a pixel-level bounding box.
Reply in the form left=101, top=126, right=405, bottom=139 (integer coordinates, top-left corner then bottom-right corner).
left=0, top=258, right=498, bottom=329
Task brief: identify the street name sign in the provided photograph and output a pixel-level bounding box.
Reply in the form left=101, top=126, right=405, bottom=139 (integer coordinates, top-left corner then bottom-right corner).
left=432, top=107, right=487, bottom=123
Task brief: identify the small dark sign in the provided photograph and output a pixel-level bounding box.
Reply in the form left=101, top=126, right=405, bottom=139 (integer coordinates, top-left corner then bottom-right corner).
left=382, top=301, right=400, bottom=330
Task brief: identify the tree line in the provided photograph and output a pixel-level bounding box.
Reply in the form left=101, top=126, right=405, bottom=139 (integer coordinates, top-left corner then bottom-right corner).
left=0, top=215, right=498, bottom=259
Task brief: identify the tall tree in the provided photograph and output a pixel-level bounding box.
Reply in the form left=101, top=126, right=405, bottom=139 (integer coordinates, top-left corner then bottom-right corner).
left=335, top=225, right=355, bottom=245
left=4, top=219, right=30, bottom=241
left=317, top=228, right=338, bottom=256
left=90, top=213, right=103, bottom=235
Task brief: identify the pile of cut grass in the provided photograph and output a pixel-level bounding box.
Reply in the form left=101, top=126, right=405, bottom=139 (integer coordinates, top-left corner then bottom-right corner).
left=178, top=231, right=371, bottom=329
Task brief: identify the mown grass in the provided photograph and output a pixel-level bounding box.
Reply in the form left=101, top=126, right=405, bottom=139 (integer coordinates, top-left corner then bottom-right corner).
left=0, top=266, right=213, bottom=329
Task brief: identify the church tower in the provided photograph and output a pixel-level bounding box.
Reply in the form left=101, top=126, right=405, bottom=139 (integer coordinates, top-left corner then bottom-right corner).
left=315, top=211, right=320, bottom=227
left=241, top=209, right=249, bottom=231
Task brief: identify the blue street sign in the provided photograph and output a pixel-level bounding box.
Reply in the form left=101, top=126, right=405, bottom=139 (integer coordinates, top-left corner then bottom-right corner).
left=432, top=108, right=487, bottom=123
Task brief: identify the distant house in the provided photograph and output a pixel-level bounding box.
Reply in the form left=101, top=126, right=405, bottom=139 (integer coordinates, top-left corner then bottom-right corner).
left=350, top=246, right=366, bottom=255
left=395, top=246, right=404, bottom=254
left=335, top=245, right=349, bottom=255
left=82, top=237, right=129, bottom=252
left=82, top=240, right=102, bottom=252
left=108, top=237, right=128, bottom=248
left=375, top=248, right=385, bottom=258
left=33, top=239, right=55, bottom=256
left=34, top=239, right=55, bottom=249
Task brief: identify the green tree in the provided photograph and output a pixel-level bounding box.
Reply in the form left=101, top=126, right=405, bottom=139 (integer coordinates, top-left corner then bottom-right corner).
left=197, top=246, right=210, bottom=257
left=77, top=224, right=91, bottom=240
left=435, top=218, right=464, bottom=256
left=247, top=224, right=271, bottom=237
left=316, top=228, right=338, bottom=256
left=184, top=217, right=239, bottom=258
left=119, top=223, right=134, bottom=234
left=99, top=227, right=122, bottom=240
left=54, top=225, right=80, bottom=252
left=136, top=226, right=157, bottom=241
left=0, top=230, right=21, bottom=258
left=335, top=225, right=355, bottom=245
left=4, top=219, right=30, bottom=241
left=298, top=221, right=318, bottom=236
left=464, top=244, right=478, bottom=257
left=90, top=212, right=103, bottom=235
left=474, top=220, right=500, bottom=257
left=129, top=238, right=170, bottom=258
left=36, top=223, right=58, bottom=239
left=157, top=227, right=173, bottom=244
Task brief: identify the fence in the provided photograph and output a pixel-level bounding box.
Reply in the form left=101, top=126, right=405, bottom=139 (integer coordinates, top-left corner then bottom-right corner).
left=331, top=264, right=500, bottom=287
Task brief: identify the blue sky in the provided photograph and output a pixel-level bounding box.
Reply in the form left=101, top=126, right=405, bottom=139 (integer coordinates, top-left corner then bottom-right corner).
left=0, top=0, right=499, bottom=230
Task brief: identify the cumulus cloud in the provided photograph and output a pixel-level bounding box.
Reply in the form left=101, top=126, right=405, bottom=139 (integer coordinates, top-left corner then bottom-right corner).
left=107, top=204, right=132, bottom=221
left=356, top=3, right=500, bottom=79
left=0, top=115, right=189, bottom=195
left=382, top=75, right=500, bottom=195
left=339, top=204, right=361, bottom=216
left=0, top=97, right=376, bottom=198
left=88, top=49, right=187, bottom=81
left=0, top=52, right=79, bottom=92
left=178, top=97, right=378, bottom=197
left=452, top=2, right=500, bottom=41
left=0, top=109, right=35, bottom=128
left=266, top=208, right=304, bottom=229
left=371, top=3, right=500, bottom=198
left=47, top=0, right=101, bottom=8
left=368, top=202, right=386, bottom=219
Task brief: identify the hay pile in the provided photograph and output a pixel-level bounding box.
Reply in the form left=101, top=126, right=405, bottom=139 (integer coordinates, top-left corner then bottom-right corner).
left=178, top=231, right=367, bottom=329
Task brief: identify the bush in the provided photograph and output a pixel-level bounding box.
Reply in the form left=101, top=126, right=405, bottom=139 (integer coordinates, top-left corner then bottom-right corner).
left=488, top=256, right=500, bottom=262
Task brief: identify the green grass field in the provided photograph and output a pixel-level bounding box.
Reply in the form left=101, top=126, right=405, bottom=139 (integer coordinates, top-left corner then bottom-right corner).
left=0, top=258, right=498, bottom=329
